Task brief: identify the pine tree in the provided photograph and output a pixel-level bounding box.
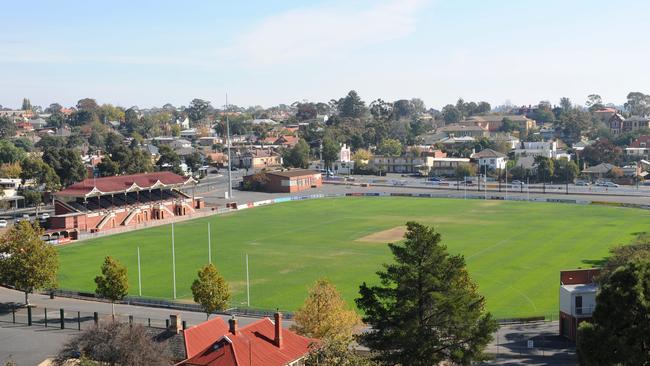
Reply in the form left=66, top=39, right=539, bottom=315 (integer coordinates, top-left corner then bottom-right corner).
left=191, top=263, right=230, bottom=319
left=356, top=222, right=497, bottom=366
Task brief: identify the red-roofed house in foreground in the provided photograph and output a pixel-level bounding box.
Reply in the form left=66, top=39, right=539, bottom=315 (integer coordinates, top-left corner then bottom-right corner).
left=48, top=172, right=203, bottom=240
left=179, top=312, right=315, bottom=366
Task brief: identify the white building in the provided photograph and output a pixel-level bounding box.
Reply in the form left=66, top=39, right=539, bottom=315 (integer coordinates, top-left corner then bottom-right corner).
left=514, top=141, right=571, bottom=160
left=175, top=117, right=190, bottom=129
left=472, top=148, right=507, bottom=170
left=309, top=143, right=354, bottom=175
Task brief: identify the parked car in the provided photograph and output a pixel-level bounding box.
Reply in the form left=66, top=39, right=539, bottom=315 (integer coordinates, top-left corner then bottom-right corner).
left=575, top=180, right=591, bottom=186
left=510, top=180, right=524, bottom=186
left=427, top=177, right=442, bottom=182
left=603, top=182, right=619, bottom=188
left=0, top=220, right=7, bottom=228
left=40, top=213, right=50, bottom=220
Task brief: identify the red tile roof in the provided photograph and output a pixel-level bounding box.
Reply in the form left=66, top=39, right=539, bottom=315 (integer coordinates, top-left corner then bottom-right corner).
left=629, top=135, right=650, bottom=148
left=181, top=317, right=315, bottom=366
left=56, top=171, right=192, bottom=197
left=184, top=317, right=231, bottom=359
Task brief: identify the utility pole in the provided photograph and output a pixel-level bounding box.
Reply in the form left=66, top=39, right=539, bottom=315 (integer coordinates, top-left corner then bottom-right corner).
left=226, top=94, right=233, bottom=200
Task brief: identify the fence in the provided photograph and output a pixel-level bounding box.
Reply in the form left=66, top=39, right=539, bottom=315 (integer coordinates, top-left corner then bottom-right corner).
left=0, top=303, right=178, bottom=332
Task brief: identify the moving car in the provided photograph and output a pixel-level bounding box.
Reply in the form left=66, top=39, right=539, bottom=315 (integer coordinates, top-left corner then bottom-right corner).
left=603, top=182, right=619, bottom=188
left=40, top=213, right=50, bottom=220
left=575, top=180, right=590, bottom=186
left=510, top=180, right=524, bottom=186
left=0, top=220, right=7, bottom=228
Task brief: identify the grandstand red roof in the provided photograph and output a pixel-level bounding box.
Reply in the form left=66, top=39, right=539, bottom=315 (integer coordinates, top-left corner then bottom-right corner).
left=181, top=317, right=315, bottom=366
left=56, top=172, right=193, bottom=197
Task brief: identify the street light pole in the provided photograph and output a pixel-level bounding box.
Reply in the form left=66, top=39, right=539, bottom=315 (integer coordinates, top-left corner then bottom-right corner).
left=225, top=94, right=233, bottom=200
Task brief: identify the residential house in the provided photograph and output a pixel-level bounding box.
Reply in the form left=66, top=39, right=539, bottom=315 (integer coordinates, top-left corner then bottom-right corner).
left=625, top=135, right=650, bottom=158
left=205, top=152, right=228, bottom=167
left=609, top=113, right=650, bottom=135
left=179, top=313, right=314, bottom=366
left=438, top=136, right=476, bottom=145
left=274, top=135, right=299, bottom=148
left=463, top=115, right=536, bottom=132
left=176, top=117, right=190, bottom=129
left=170, top=139, right=193, bottom=150
left=249, top=118, right=278, bottom=125
left=593, top=107, right=617, bottom=121
left=140, top=144, right=160, bottom=163
left=581, top=163, right=616, bottom=180
left=429, top=157, right=471, bottom=177
left=29, top=117, right=48, bottom=130
left=472, top=148, right=507, bottom=170
left=369, top=155, right=429, bottom=174
left=234, top=149, right=283, bottom=170
left=489, top=133, right=520, bottom=149
left=559, top=269, right=599, bottom=341
left=198, top=136, right=224, bottom=147
left=514, top=141, right=571, bottom=160
left=0, top=178, right=25, bottom=209
left=437, top=124, right=488, bottom=138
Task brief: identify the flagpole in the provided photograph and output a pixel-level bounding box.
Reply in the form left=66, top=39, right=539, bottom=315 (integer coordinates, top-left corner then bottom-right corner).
left=172, top=223, right=177, bottom=299
left=137, top=246, right=142, bottom=297
left=246, top=254, right=250, bottom=307
left=208, top=222, right=212, bottom=264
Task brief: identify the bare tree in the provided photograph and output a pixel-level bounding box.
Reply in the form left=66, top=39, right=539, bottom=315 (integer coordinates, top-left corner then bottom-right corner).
left=56, top=321, right=171, bottom=366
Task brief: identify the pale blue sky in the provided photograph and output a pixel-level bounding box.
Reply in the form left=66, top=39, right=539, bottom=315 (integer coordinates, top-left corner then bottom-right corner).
left=1, top=0, right=648, bottom=109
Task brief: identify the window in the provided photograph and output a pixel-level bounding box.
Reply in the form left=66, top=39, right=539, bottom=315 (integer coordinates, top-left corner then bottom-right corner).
left=575, top=295, right=583, bottom=315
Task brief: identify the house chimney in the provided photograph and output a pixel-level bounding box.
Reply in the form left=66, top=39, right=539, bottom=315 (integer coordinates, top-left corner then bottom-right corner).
left=169, top=314, right=182, bottom=334
left=229, top=316, right=238, bottom=335
left=274, top=310, right=283, bottom=348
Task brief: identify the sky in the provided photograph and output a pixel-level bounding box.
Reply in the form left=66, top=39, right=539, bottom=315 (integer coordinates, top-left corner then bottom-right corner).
left=1, top=0, right=649, bottom=110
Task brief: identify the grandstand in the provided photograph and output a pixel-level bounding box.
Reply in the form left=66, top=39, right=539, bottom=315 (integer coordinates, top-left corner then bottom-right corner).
left=49, top=172, right=203, bottom=240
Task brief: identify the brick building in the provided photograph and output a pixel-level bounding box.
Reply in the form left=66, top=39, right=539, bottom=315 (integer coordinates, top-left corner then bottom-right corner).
left=244, top=170, right=322, bottom=193
left=49, top=172, right=202, bottom=239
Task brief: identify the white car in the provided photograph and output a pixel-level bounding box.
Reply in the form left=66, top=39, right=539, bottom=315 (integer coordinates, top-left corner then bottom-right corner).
left=40, top=213, right=50, bottom=220
left=0, top=220, right=7, bottom=228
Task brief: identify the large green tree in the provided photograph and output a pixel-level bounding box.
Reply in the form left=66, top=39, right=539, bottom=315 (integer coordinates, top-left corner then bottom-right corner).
left=552, top=158, right=579, bottom=183
left=376, top=138, right=403, bottom=156
left=356, top=222, right=497, bottom=365
left=0, top=140, right=26, bottom=164
left=577, top=260, right=650, bottom=365
left=336, top=91, right=366, bottom=119
left=0, top=116, right=17, bottom=138
left=322, top=137, right=340, bottom=170
left=42, top=148, right=87, bottom=186
left=20, top=156, right=61, bottom=191
left=624, top=92, right=650, bottom=116
left=0, top=221, right=58, bottom=305
left=191, top=263, right=230, bottom=319
left=534, top=156, right=554, bottom=182
left=285, top=138, right=310, bottom=168
left=95, top=256, right=129, bottom=318
left=187, top=98, right=212, bottom=123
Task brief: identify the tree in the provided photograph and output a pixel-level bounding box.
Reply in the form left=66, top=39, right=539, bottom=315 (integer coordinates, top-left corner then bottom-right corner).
left=0, top=116, right=17, bottom=138
left=295, top=102, right=318, bottom=121
left=476, top=101, right=491, bottom=114
left=47, top=113, right=66, bottom=128
left=441, top=104, right=461, bottom=124
left=498, top=117, right=517, bottom=132
left=598, top=232, right=650, bottom=282
left=56, top=321, right=171, bottom=366
left=624, top=92, right=650, bottom=116
left=45, top=103, right=63, bottom=114
left=94, top=256, right=129, bottom=318
left=76, top=98, right=99, bottom=113
left=156, top=145, right=183, bottom=175
left=0, top=140, right=26, bottom=164
left=304, top=339, right=377, bottom=366
left=559, top=97, right=572, bottom=111
left=20, top=156, right=60, bottom=191
left=124, top=108, right=140, bottom=133
left=586, top=94, right=604, bottom=111
left=356, top=222, right=497, bottom=365
left=454, top=163, right=477, bottom=179
left=393, top=99, right=415, bottom=119
left=0, top=162, right=22, bottom=178
left=577, top=260, right=650, bottom=365
left=191, top=263, right=231, bottom=319
left=242, top=172, right=269, bottom=191
left=582, top=139, right=623, bottom=166
left=285, top=139, right=310, bottom=168
left=552, top=158, right=579, bottom=183
left=21, top=98, right=31, bottom=111
left=534, top=156, right=554, bottom=182
left=97, top=156, right=121, bottom=177
left=123, top=149, right=154, bottom=174
left=336, top=91, right=367, bottom=119
left=187, top=99, right=212, bottom=123
left=184, top=152, right=203, bottom=174
left=376, top=138, right=403, bottom=156
left=293, top=278, right=360, bottom=342
left=42, top=148, right=87, bottom=186
left=322, top=137, right=340, bottom=169
left=0, top=221, right=58, bottom=305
